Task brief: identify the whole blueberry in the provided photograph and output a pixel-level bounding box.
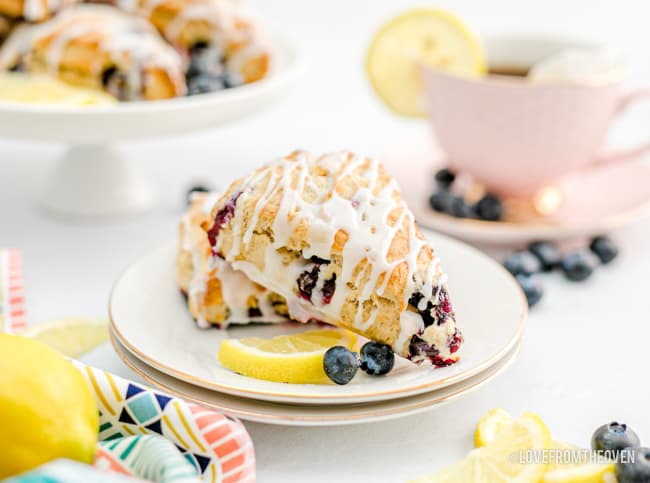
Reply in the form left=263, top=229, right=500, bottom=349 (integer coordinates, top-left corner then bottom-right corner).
left=504, top=251, right=542, bottom=276
left=561, top=251, right=596, bottom=282
left=360, top=342, right=395, bottom=376
left=323, top=346, right=359, bottom=385
left=528, top=241, right=561, bottom=271
left=429, top=191, right=453, bottom=214
left=592, top=422, right=640, bottom=458
left=475, top=194, right=504, bottom=222
left=434, top=168, right=456, bottom=189
left=616, top=447, right=650, bottom=483
left=515, top=274, right=544, bottom=308
left=450, top=196, right=475, bottom=218
left=590, top=236, right=619, bottom=264
left=188, top=74, right=226, bottom=95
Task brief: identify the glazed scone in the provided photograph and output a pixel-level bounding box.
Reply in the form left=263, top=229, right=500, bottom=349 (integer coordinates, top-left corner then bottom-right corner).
left=100, top=0, right=270, bottom=85
left=206, top=151, right=463, bottom=366
left=0, top=5, right=186, bottom=100
left=0, top=0, right=78, bottom=22
left=178, top=192, right=289, bottom=328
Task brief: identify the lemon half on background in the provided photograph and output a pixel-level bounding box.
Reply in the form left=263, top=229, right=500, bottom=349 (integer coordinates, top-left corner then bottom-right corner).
left=366, top=8, right=486, bottom=117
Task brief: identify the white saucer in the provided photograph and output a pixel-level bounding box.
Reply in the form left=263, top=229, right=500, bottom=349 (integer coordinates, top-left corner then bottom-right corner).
left=112, top=330, right=522, bottom=426
left=109, top=230, right=526, bottom=405
left=382, top=136, right=650, bottom=244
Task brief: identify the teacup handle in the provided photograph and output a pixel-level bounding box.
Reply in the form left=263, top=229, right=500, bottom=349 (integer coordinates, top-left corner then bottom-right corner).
left=595, top=88, right=650, bottom=165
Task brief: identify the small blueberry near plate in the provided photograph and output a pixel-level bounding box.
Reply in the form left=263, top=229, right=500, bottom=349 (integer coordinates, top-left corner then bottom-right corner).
left=475, top=194, right=503, bottom=222
left=429, top=191, right=453, bottom=214
left=434, top=168, right=456, bottom=190
left=561, top=251, right=596, bottom=282
left=616, top=447, right=650, bottom=483
left=450, top=196, right=475, bottom=218
left=591, top=422, right=640, bottom=457
left=590, top=236, right=619, bottom=264
left=323, top=346, right=359, bottom=385
left=360, top=342, right=395, bottom=376
left=515, top=274, right=543, bottom=308
left=528, top=241, right=561, bottom=271
left=504, top=251, right=542, bottom=276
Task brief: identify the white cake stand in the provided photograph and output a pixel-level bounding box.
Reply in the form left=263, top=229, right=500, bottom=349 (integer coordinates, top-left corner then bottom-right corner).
left=0, top=36, right=303, bottom=217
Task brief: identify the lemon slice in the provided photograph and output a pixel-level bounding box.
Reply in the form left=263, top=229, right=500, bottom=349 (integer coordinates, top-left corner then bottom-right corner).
left=0, top=73, right=117, bottom=106
left=365, top=8, right=486, bottom=117
left=22, top=318, right=109, bottom=358
left=411, top=412, right=551, bottom=483
left=542, top=441, right=615, bottom=483
left=474, top=407, right=514, bottom=447
left=218, top=329, right=358, bottom=384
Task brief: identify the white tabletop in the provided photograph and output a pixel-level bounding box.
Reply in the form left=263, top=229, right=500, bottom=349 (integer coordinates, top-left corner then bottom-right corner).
left=2, top=1, right=650, bottom=481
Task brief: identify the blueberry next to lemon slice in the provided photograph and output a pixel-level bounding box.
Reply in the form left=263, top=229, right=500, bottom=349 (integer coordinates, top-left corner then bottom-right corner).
left=360, top=342, right=395, bottom=376
left=323, top=346, right=359, bottom=385
left=591, top=422, right=640, bottom=457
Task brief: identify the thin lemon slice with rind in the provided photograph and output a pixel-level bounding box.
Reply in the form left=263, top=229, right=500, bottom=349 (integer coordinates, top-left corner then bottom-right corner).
left=22, top=317, right=109, bottom=358
left=218, top=329, right=358, bottom=384
left=474, top=407, right=514, bottom=447
left=411, top=412, right=552, bottom=483
left=366, top=8, right=485, bottom=117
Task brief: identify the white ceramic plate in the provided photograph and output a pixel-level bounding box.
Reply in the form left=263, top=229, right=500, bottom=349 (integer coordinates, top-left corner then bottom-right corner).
left=112, top=331, right=522, bottom=426
left=0, top=35, right=302, bottom=143
left=109, top=230, right=526, bottom=404
left=382, top=136, right=650, bottom=244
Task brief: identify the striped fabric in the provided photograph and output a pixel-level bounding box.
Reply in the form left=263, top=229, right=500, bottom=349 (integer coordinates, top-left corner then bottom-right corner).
left=73, top=361, right=256, bottom=483
left=0, top=248, right=27, bottom=333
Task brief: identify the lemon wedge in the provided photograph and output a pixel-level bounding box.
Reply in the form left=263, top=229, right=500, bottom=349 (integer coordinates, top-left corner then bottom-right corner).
left=474, top=407, right=514, bottom=447
left=411, top=412, right=552, bottom=483
left=542, top=441, right=615, bottom=483
left=0, top=73, right=117, bottom=106
left=22, top=317, right=109, bottom=358
left=218, top=329, right=357, bottom=384
left=365, top=8, right=485, bottom=117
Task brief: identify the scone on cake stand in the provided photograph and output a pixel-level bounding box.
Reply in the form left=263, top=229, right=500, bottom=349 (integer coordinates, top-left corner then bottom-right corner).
left=0, top=37, right=302, bottom=216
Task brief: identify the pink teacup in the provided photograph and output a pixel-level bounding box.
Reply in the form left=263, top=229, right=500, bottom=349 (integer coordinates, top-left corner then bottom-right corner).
left=422, top=34, right=650, bottom=197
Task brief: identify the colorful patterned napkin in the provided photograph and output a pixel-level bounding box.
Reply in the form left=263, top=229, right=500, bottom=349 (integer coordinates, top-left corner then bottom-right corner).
left=0, top=249, right=256, bottom=483
left=0, top=248, right=27, bottom=334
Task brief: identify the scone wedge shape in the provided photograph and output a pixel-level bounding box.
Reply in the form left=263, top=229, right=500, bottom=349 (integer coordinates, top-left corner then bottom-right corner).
left=178, top=192, right=289, bottom=328
left=206, top=151, right=463, bottom=366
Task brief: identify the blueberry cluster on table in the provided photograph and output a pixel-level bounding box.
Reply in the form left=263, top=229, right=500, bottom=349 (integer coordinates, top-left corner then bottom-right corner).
left=323, top=342, right=395, bottom=385
left=504, top=236, right=619, bottom=308
left=592, top=421, right=650, bottom=482
left=429, top=169, right=504, bottom=222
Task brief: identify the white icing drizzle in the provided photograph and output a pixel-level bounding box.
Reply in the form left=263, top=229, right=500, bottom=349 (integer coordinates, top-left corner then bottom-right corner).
left=182, top=192, right=285, bottom=327
left=2, top=5, right=185, bottom=97
left=216, top=151, right=455, bottom=357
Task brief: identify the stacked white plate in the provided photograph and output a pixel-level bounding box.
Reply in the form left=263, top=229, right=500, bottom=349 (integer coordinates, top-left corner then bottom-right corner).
left=109, top=230, right=527, bottom=426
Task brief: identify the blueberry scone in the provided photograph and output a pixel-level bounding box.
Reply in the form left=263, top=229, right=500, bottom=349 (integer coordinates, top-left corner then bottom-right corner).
left=178, top=192, right=289, bottom=328
left=0, top=5, right=186, bottom=100
left=0, top=0, right=78, bottom=22
left=96, top=0, right=271, bottom=92
left=206, top=151, right=463, bottom=366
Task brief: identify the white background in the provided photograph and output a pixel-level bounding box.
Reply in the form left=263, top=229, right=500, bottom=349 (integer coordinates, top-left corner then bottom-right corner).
left=2, top=0, right=650, bottom=481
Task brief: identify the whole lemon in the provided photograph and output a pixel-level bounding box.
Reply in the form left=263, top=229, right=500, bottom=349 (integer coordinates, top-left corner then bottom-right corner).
left=0, top=334, right=98, bottom=477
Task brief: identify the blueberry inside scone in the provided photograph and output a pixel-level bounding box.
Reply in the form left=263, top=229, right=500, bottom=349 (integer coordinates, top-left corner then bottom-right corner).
left=206, top=150, right=463, bottom=366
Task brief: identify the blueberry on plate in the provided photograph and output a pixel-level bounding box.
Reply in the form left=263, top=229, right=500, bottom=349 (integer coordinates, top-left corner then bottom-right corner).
left=616, top=447, right=650, bottom=483
left=450, top=196, right=475, bottom=218
left=360, top=342, right=395, bottom=376
left=429, top=191, right=453, bottom=214
left=475, top=194, right=503, bottom=222
left=528, top=241, right=561, bottom=271
left=590, top=236, right=619, bottom=264
left=187, top=74, right=226, bottom=95
left=434, top=168, right=456, bottom=189
left=323, top=346, right=359, bottom=385
left=561, top=251, right=596, bottom=282
left=515, top=274, right=544, bottom=308
left=591, top=422, right=640, bottom=457
left=503, top=251, right=542, bottom=276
